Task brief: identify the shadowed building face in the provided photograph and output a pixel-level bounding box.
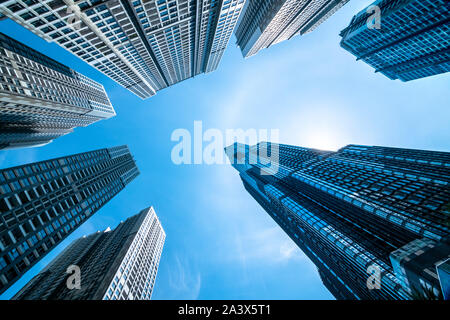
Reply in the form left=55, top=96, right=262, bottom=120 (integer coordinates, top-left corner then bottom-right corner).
left=235, top=0, right=349, bottom=58
left=0, top=145, right=139, bottom=295
left=13, top=207, right=165, bottom=300
left=340, top=0, right=450, bottom=81
left=0, top=32, right=115, bottom=150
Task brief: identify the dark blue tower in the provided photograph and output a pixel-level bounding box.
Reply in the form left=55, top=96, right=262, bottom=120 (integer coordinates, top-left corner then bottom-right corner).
left=340, top=0, right=450, bottom=81
left=0, top=146, right=139, bottom=295
left=225, top=142, right=449, bottom=299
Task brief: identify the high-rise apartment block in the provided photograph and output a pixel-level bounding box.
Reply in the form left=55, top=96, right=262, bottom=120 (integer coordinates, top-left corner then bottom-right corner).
left=0, top=32, right=115, bottom=150
left=235, top=0, right=349, bottom=58
left=340, top=0, right=450, bottom=81
left=0, top=0, right=245, bottom=99
left=13, top=207, right=165, bottom=300
left=225, top=142, right=449, bottom=299
left=0, top=145, right=139, bottom=295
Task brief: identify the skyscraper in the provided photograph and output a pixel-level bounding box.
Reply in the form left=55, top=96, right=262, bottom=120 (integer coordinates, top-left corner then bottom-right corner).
left=0, top=0, right=245, bottom=99
left=225, top=142, right=449, bottom=299
left=13, top=207, right=165, bottom=300
left=0, top=145, right=139, bottom=295
left=340, top=0, right=450, bottom=81
left=0, top=32, right=115, bottom=150
left=235, top=0, right=349, bottom=58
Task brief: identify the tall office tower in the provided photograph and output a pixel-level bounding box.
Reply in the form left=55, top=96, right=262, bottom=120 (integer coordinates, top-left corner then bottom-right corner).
left=340, top=0, right=450, bottom=82
left=235, top=0, right=349, bottom=58
left=0, top=145, right=139, bottom=295
left=13, top=207, right=165, bottom=300
left=0, top=0, right=245, bottom=99
left=0, top=32, right=115, bottom=150
left=225, top=142, right=450, bottom=299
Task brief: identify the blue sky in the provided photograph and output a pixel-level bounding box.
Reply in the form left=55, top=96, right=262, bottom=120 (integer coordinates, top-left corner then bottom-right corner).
left=0, top=0, right=449, bottom=300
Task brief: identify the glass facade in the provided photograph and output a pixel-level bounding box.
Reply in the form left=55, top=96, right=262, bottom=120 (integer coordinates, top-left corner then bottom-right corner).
left=0, top=32, right=115, bottom=150
left=436, top=259, right=450, bottom=300
left=340, top=0, right=450, bottom=81
left=225, top=142, right=449, bottom=299
left=0, top=0, right=245, bottom=99
left=0, top=145, right=139, bottom=295
left=13, top=207, right=165, bottom=300
left=235, top=0, right=349, bottom=58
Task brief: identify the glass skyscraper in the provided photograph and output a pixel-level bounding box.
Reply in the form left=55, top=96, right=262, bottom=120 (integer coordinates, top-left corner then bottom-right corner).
left=0, top=145, right=139, bottom=295
left=235, top=0, right=349, bottom=58
left=13, top=207, right=165, bottom=300
left=340, top=0, right=450, bottom=81
left=0, top=0, right=245, bottom=99
left=225, top=142, right=449, bottom=299
left=0, top=32, right=115, bottom=150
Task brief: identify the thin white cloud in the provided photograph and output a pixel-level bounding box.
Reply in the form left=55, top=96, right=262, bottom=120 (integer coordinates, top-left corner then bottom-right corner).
left=234, top=226, right=306, bottom=265
left=167, top=254, right=202, bottom=300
